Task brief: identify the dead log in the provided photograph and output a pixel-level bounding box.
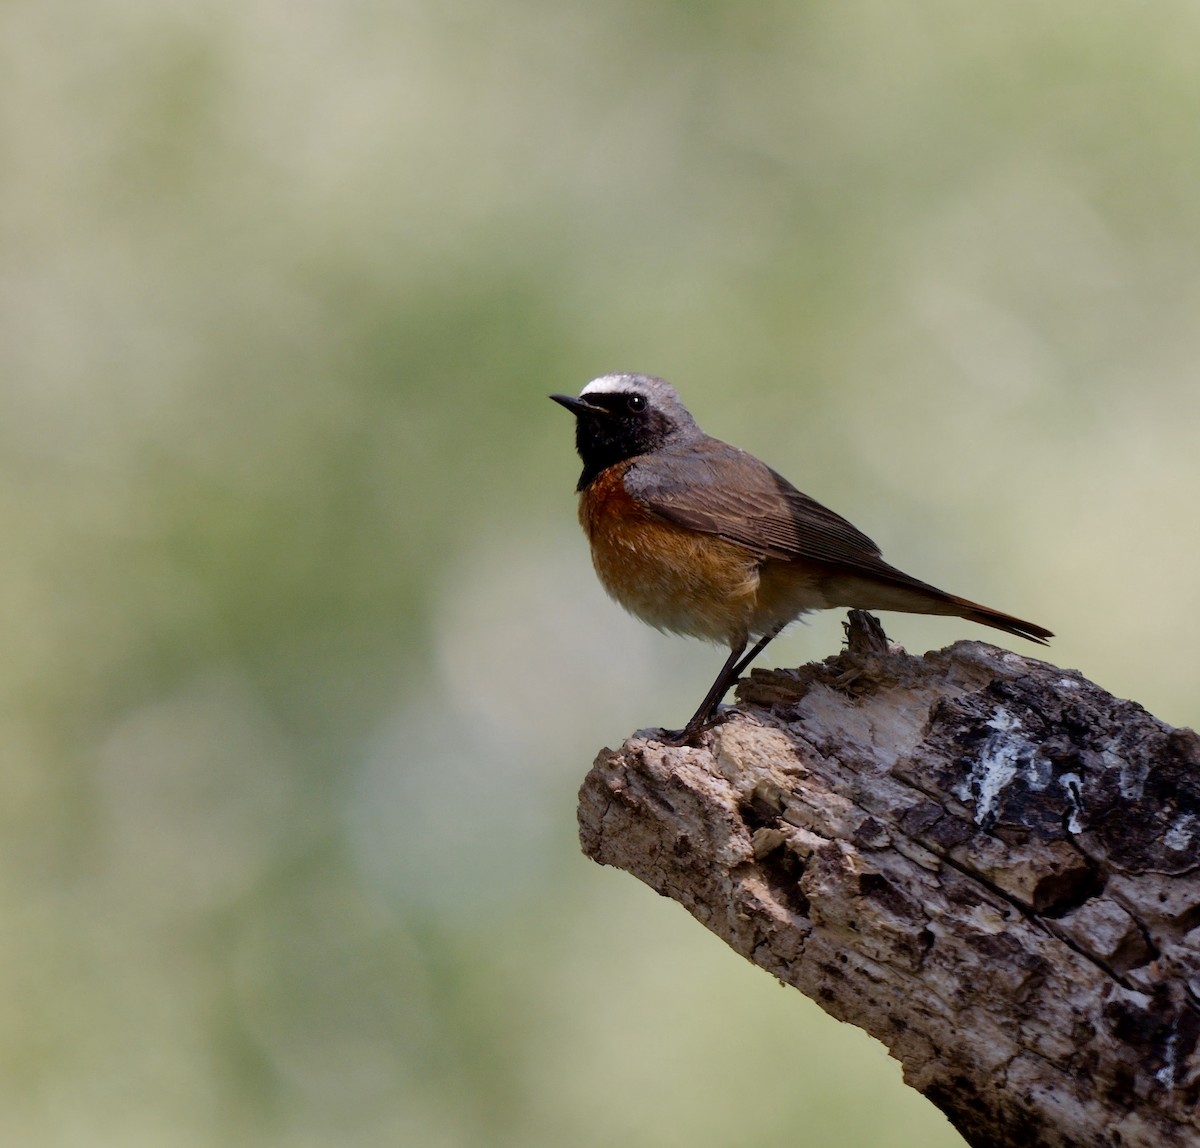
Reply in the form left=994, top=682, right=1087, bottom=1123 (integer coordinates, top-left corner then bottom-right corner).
left=577, top=612, right=1200, bottom=1148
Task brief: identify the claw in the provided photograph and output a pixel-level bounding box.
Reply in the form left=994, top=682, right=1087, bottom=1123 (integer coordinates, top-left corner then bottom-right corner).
left=659, top=706, right=740, bottom=747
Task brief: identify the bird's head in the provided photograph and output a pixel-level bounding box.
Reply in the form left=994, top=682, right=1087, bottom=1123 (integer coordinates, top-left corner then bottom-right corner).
left=550, top=373, right=699, bottom=489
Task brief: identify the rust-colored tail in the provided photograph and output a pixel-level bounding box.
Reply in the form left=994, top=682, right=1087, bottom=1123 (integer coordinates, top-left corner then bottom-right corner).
left=837, top=566, right=1054, bottom=645
left=945, top=595, right=1053, bottom=645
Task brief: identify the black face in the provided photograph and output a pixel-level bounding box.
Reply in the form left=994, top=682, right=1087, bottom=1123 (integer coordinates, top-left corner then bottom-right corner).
left=551, top=390, right=676, bottom=490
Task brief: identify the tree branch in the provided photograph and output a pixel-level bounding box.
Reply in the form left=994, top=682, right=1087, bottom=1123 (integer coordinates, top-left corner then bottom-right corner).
left=577, top=612, right=1200, bottom=1148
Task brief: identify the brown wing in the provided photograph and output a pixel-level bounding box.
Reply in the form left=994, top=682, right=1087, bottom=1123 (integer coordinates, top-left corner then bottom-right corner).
left=623, top=437, right=893, bottom=574
left=623, top=437, right=1054, bottom=645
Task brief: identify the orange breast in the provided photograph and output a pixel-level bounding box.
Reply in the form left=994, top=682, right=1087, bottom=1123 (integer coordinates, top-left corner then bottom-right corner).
left=579, top=461, right=768, bottom=643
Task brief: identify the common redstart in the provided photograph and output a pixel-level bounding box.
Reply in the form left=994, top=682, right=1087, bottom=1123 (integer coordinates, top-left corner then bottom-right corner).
left=551, top=373, right=1052, bottom=743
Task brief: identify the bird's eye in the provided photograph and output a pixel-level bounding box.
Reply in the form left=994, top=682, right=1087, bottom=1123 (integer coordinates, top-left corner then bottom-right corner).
left=627, top=394, right=647, bottom=413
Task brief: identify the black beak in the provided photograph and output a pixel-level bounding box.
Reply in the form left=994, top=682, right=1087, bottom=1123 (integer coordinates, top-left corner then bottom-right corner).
left=549, top=393, right=607, bottom=417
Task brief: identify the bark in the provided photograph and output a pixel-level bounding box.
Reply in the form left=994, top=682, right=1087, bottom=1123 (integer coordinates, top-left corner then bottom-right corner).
left=577, top=612, right=1200, bottom=1148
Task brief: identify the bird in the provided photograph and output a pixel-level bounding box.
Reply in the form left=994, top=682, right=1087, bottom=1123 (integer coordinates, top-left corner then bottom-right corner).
left=550, top=373, right=1052, bottom=744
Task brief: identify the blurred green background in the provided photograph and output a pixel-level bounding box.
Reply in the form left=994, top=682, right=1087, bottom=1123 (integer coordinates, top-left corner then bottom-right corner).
left=4, top=1, right=1200, bottom=1145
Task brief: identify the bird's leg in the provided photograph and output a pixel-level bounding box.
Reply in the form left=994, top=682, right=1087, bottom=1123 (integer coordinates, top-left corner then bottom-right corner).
left=667, top=624, right=787, bottom=745
left=662, top=638, right=745, bottom=746
left=728, top=622, right=786, bottom=682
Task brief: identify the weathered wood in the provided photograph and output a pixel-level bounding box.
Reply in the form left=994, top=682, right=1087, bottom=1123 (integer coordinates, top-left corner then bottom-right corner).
left=577, top=612, right=1200, bottom=1148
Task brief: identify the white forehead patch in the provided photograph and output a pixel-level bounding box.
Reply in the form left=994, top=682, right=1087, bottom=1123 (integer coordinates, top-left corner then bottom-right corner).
left=581, top=374, right=640, bottom=396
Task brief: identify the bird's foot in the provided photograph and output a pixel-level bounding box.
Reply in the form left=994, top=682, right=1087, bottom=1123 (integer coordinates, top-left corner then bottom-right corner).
left=658, top=706, right=740, bottom=747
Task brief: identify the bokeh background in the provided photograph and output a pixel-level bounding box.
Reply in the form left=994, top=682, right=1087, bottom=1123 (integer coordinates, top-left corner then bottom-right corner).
left=4, top=1, right=1200, bottom=1145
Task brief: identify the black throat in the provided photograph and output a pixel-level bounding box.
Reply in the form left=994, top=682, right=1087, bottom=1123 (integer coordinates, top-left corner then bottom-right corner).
left=574, top=403, right=675, bottom=490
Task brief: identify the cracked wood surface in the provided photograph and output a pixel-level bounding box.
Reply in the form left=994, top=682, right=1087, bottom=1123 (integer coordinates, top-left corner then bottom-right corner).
left=577, top=613, right=1200, bottom=1148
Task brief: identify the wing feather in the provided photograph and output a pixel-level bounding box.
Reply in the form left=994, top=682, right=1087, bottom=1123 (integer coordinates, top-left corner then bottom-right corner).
left=623, top=439, right=891, bottom=574
left=620, top=437, right=1053, bottom=645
